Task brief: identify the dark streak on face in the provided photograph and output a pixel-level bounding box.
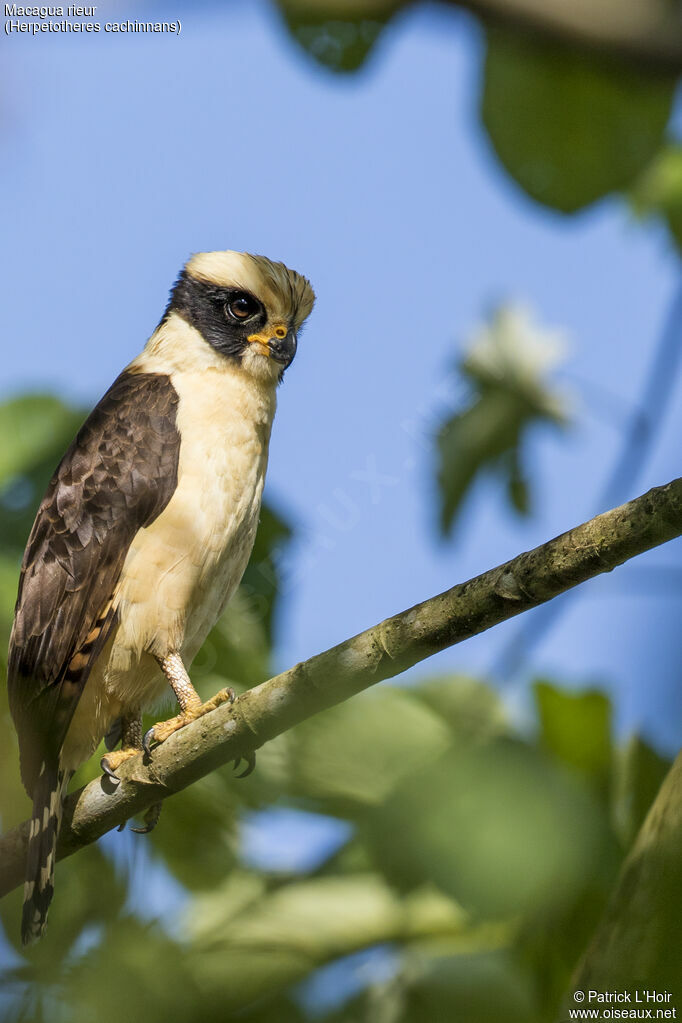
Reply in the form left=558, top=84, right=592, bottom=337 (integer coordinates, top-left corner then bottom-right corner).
left=162, top=270, right=268, bottom=360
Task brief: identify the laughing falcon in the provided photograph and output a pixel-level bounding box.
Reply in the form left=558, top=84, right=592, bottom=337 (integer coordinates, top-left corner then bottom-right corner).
left=8, top=250, right=315, bottom=944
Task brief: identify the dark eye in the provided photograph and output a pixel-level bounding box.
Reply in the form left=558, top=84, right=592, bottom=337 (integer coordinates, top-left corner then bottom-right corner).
left=226, top=293, right=259, bottom=321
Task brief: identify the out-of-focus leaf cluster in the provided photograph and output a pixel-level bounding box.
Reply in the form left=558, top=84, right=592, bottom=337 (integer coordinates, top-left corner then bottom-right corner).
left=0, top=396, right=669, bottom=1020
left=631, top=143, right=682, bottom=253
left=275, top=1, right=682, bottom=257
left=277, top=0, right=393, bottom=73
left=481, top=31, right=675, bottom=214
left=436, top=305, right=568, bottom=534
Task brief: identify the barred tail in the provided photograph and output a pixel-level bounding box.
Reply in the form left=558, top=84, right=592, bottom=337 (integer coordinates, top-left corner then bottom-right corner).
left=21, top=762, right=70, bottom=945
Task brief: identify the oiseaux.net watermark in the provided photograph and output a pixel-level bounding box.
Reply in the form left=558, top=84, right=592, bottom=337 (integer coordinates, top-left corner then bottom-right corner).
left=567, top=989, right=677, bottom=1020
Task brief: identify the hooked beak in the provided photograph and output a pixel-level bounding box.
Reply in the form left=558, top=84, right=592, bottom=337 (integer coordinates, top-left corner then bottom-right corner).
left=247, top=331, right=298, bottom=368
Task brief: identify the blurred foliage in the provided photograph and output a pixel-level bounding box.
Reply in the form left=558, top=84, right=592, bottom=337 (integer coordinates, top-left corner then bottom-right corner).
left=481, top=31, right=675, bottom=213
left=534, top=681, right=612, bottom=793
left=631, top=143, right=682, bottom=251
left=278, top=0, right=393, bottom=72
left=0, top=391, right=670, bottom=1020
left=2, top=1, right=682, bottom=1019
left=436, top=305, right=568, bottom=534
left=275, top=0, right=682, bottom=256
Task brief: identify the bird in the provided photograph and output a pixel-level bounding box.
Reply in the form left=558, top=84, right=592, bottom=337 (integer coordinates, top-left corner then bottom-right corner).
left=7, top=249, right=315, bottom=945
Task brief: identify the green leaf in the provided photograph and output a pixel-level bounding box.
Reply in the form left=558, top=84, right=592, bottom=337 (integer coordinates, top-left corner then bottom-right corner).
left=242, top=500, right=293, bottom=644
left=403, top=949, right=542, bottom=1023
left=277, top=0, right=393, bottom=72
left=0, top=395, right=86, bottom=562
left=145, top=773, right=239, bottom=891
left=414, top=675, right=509, bottom=742
left=437, top=305, right=567, bottom=534
left=505, top=448, right=530, bottom=515
left=0, top=395, right=83, bottom=489
left=534, top=680, right=612, bottom=789
left=482, top=30, right=675, bottom=212
left=0, top=845, right=127, bottom=972
left=613, top=734, right=671, bottom=848
left=285, top=686, right=451, bottom=811
left=364, top=740, right=608, bottom=917
left=631, top=143, right=682, bottom=252
left=186, top=873, right=499, bottom=1011
left=61, top=917, right=204, bottom=1023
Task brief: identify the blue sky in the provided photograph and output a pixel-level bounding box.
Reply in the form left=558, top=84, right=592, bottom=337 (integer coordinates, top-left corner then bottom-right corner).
left=2, top=0, right=682, bottom=756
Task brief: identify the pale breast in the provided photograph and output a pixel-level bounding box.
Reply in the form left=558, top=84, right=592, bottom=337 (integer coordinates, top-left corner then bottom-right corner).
left=104, top=363, right=276, bottom=707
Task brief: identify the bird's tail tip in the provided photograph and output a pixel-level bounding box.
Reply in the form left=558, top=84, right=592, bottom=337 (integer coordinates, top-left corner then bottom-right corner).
left=21, top=762, right=68, bottom=946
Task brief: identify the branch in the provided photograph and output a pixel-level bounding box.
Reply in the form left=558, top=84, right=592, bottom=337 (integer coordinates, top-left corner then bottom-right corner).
left=2, top=476, right=682, bottom=898
left=444, top=0, right=682, bottom=70
left=494, top=279, right=682, bottom=677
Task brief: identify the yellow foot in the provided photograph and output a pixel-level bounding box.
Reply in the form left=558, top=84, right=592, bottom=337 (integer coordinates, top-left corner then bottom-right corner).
left=143, top=687, right=235, bottom=754
left=101, top=746, right=140, bottom=784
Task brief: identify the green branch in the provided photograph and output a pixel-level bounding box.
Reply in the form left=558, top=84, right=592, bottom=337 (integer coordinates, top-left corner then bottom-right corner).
left=1, top=476, right=682, bottom=899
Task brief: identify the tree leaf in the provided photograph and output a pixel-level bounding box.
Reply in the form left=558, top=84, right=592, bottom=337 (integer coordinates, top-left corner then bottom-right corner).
left=144, top=773, right=239, bottom=892
left=277, top=0, right=394, bottom=72
left=631, top=142, right=682, bottom=252
left=284, top=686, right=451, bottom=811
left=60, top=917, right=204, bottom=1023
left=0, top=395, right=84, bottom=489
left=437, top=305, right=567, bottom=535
left=482, top=30, right=675, bottom=212
left=612, top=734, right=671, bottom=848
left=186, top=873, right=498, bottom=1011
left=413, top=675, right=509, bottom=742
left=402, top=948, right=542, bottom=1023
left=242, top=500, right=293, bottom=645
left=0, top=395, right=86, bottom=561
left=0, top=845, right=127, bottom=975
left=364, top=740, right=609, bottom=917
left=534, top=680, right=612, bottom=791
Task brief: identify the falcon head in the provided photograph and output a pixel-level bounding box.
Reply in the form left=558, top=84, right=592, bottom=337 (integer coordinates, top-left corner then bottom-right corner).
left=165, top=250, right=315, bottom=382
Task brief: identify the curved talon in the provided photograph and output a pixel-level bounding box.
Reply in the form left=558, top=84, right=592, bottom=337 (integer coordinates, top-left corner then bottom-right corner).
left=131, top=802, right=162, bottom=834
left=235, top=751, right=256, bottom=779
left=100, top=757, right=122, bottom=785
left=143, top=726, right=156, bottom=756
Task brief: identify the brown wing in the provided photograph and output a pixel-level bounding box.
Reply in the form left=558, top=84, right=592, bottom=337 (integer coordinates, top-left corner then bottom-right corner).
left=8, top=371, right=180, bottom=794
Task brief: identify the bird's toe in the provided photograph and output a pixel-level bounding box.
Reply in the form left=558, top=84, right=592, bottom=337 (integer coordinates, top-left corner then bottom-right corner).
left=233, top=750, right=257, bottom=778
left=100, top=756, right=121, bottom=785
left=131, top=802, right=162, bottom=834
left=101, top=747, right=140, bottom=783
left=142, top=726, right=157, bottom=756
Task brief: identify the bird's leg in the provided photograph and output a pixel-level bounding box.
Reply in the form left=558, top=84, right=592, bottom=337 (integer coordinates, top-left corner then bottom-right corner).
left=101, top=714, right=143, bottom=782
left=101, top=714, right=163, bottom=832
left=143, top=652, right=235, bottom=755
